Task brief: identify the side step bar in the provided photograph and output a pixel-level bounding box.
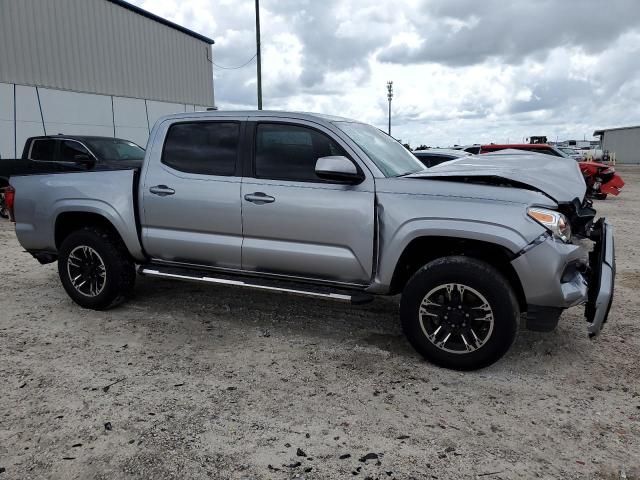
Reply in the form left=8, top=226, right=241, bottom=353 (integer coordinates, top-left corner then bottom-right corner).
left=139, top=267, right=373, bottom=304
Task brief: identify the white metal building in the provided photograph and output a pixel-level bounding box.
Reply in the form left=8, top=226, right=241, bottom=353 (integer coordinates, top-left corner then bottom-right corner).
left=0, top=0, right=215, bottom=158
left=593, top=126, right=640, bottom=164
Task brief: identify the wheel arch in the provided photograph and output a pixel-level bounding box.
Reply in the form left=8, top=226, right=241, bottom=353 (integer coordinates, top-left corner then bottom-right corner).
left=387, top=235, right=527, bottom=311
left=52, top=203, right=145, bottom=261
left=55, top=211, right=120, bottom=248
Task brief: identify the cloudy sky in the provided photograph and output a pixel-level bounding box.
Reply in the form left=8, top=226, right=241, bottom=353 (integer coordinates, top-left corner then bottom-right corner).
left=131, top=0, right=640, bottom=147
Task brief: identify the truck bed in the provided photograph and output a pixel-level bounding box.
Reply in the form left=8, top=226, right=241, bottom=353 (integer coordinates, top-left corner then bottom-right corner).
left=0, top=159, right=140, bottom=185
left=9, top=168, right=145, bottom=261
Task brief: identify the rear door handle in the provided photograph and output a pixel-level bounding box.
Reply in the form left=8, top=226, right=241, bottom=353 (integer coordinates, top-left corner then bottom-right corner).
left=244, top=192, right=275, bottom=204
left=149, top=185, right=175, bottom=196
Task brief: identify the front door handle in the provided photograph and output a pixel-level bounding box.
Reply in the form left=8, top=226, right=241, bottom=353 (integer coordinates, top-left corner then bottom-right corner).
left=244, top=192, right=275, bottom=204
left=149, top=185, right=175, bottom=196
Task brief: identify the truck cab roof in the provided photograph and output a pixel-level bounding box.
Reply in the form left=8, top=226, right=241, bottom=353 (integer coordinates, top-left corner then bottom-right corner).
left=155, top=110, right=361, bottom=126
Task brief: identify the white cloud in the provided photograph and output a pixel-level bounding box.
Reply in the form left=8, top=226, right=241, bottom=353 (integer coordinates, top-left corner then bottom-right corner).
left=129, top=0, right=640, bottom=146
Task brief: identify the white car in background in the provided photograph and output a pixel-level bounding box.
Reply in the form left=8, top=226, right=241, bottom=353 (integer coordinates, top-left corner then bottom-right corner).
left=557, top=146, right=585, bottom=161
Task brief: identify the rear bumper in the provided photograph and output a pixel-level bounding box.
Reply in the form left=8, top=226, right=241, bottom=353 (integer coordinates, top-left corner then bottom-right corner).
left=585, top=219, right=615, bottom=336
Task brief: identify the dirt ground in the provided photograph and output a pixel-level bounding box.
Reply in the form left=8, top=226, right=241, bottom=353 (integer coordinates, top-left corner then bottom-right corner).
left=1, top=167, right=639, bottom=480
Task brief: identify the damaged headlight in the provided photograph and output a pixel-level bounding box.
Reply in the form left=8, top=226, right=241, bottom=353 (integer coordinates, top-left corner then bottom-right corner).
left=527, top=207, right=572, bottom=243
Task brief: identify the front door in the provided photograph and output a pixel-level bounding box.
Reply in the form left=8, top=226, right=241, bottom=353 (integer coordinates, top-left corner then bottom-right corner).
left=140, top=120, right=244, bottom=269
left=241, top=121, right=375, bottom=284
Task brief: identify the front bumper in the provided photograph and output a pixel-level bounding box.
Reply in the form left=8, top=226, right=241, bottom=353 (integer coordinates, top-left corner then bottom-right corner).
left=512, top=218, right=615, bottom=335
left=585, top=218, right=615, bottom=336
left=512, top=234, right=589, bottom=309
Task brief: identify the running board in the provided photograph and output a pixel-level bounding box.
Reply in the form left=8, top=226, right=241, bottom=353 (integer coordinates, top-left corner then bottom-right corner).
left=139, top=267, right=372, bottom=304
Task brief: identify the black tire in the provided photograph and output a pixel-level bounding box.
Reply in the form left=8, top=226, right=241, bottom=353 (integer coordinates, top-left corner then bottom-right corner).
left=0, top=193, right=7, bottom=219
left=593, top=192, right=607, bottom=200
left=400, top=256, right=519, bottom=370
left=58, top=227, right=135, bottom=310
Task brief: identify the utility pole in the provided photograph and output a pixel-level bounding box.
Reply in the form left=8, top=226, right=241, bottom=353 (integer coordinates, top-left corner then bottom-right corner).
left=387, top=81, right=393, bottom=135
left=255, top=0, right=263, bottom=110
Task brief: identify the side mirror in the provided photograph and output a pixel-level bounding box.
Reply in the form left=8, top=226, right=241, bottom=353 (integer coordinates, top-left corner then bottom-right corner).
left=315, top=156, right=363, bottom=184
left=73, top=154, right=95, bottom=167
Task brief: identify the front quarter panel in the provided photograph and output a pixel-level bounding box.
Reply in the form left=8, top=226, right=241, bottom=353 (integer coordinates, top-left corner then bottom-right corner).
left=372, top=178, right=549, bottom=292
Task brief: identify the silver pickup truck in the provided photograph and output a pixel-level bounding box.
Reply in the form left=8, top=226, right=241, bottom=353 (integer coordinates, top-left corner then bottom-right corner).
left=6, top=111, right=615, bottom=370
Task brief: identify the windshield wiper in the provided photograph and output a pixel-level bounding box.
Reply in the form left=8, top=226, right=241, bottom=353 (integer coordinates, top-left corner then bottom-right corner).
left=393, top=169, right=423, bottom=178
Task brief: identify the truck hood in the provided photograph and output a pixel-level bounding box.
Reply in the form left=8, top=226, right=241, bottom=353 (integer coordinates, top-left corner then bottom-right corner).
left=406, top=150, right=586, bottom=203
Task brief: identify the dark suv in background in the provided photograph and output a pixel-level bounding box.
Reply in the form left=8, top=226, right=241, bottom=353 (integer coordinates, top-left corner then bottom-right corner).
left=22, top=135, right=146, bottom=169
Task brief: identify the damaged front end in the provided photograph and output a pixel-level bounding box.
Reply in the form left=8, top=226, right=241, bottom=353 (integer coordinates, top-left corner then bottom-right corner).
left=514, top=196, right=614, bottom=337
left=406, top=155, right=615, bottom=336
left=557, top=197, right=596, bottom=238
left=584, top=218, right=615, bottom=336
left=558, top=199, right=614, bottom=336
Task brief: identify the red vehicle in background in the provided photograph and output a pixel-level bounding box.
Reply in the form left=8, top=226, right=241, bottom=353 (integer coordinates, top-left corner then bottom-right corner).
left=478, top=144, right=625, bottom=199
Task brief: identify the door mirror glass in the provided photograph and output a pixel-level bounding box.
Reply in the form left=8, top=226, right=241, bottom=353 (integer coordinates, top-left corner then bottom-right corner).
left=73, top=153, right=95, bottom=167
left=315, top=156, right=363, bottom=184
left=59, top=140, right=94, bottom=166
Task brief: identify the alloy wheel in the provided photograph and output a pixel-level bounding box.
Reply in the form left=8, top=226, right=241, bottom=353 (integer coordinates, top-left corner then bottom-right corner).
left=418, top=283, right=494, bottom=354
left=66, top=245, right=107, bottom=297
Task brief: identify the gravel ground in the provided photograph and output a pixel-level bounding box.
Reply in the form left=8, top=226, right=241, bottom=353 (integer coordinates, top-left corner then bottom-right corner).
left=1, top=167, right=639, bottom=480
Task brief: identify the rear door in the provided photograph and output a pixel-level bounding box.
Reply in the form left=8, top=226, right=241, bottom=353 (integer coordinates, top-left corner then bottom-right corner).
left=240, top=119, right=375, bottom=284
left=140, top=118, right=244, bottom=269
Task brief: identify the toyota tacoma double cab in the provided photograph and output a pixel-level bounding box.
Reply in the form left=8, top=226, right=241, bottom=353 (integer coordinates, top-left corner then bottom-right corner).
left=5, top=111, right=615, bottom=370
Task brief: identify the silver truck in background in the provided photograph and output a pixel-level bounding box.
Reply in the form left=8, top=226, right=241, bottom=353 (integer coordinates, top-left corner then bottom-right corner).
left=6, top=111, right=615, bottom=370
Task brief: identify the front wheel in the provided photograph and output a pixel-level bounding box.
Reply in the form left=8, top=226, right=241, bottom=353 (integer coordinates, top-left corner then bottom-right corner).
left=58, top=227, right=135, bottom=310
left=400, top=256, right=519, bottom=370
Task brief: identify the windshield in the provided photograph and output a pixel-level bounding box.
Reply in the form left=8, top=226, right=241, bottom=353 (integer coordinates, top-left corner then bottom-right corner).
left=560, top=147, right=576, bottom=155
left=334, top=122, right=425, bottom=177
left=84, top=139, right=145, bottom=161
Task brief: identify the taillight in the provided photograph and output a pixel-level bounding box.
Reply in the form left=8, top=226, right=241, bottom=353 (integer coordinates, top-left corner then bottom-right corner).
left=4, top=186, right=15, bottom=222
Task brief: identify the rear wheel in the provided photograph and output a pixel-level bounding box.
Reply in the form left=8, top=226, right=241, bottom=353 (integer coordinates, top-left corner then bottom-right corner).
left=58, top=227, right=135, bottom=310
left=400, top=256, right=519, bottom=370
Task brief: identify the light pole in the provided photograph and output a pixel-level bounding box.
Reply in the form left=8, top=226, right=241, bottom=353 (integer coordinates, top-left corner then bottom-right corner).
left=387, top=81, right=393, bottom=135
left=255, top=0, right=263, bottom=110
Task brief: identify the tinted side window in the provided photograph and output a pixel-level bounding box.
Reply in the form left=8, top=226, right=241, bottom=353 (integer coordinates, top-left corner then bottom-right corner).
left=162, top=122, right=239, bottom=176
left=30, top=139, right=56, bottom=161
left=59, top=140, right=91, bottom=161
left=255, top=123, right=347, bottom=182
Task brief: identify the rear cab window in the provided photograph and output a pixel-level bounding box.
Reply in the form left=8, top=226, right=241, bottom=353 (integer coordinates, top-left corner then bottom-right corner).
left=29, top=139, right=56, bottom=161
left=162, top=122, right=240, bottom=176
